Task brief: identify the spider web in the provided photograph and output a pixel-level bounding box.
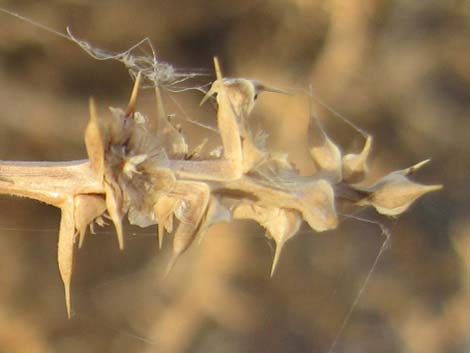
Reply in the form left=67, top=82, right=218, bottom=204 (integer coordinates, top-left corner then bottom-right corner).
left=0, top=7, right=210, bottom=93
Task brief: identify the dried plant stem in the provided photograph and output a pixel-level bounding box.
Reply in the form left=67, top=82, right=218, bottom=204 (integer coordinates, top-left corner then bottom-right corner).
left=0, top=40, right=441, bottom=320
left=0, top=161, right=102, bottom=206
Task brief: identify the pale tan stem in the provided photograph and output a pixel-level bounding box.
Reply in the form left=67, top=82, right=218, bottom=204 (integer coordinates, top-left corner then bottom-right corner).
left=0, top=160, right=104, bottom=206
left=168, top=160, right=242, bottom=181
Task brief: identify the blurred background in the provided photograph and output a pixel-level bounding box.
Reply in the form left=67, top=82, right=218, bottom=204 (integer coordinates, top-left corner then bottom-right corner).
left=0, top=1, right=468, bottom=352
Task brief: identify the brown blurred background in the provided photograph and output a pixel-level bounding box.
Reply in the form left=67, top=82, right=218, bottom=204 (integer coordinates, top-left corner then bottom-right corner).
left=0, top=1, right=468, bottom=352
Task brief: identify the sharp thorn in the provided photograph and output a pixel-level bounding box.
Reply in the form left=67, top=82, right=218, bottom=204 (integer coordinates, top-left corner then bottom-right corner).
left=409, top=159, right=431, bottom=173
left=86, top=98, right=104, bottom=178
left=213, top=57, right=223, bottom=81
left=57, top=203, right=76, bottom=319
left=200, top=87, right=215, bottom=106
left=154, top=85, right=168, bottom=132
left=126, top=71, right=142, bottom=116
left=114, top=219, right=124, bottom=250
left=78, top=230, right=85, bottom=249
left=158, top=224, right=164, bottom=249
left=64, top=285, right=72, bottom=319
left=259, top=83, right=294, bottom=96
left=270, top=241, right=284, bottom=277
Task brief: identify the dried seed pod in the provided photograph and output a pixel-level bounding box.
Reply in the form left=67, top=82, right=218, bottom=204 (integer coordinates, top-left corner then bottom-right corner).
left=197, top=195, right=232, bottom=242
left=342, top=135, right=372, bottom=184
left=309, top=137, right=342, bottom=181
left=307, top=104, right=342, bottom=182
left=202, top=78, right=289, bottom=118
left=296, top=179, right=338, bottom=231
left=166, top=182, right=210, bottom=274
left=268, top=208, right=302, bottom=276
left=154, top=194, right=180, bottom=248
left=73, top=194, right=107, bottom=248
left=233, top=204, right=301, bottom=276
left=353, top=160, right=443, bottom=216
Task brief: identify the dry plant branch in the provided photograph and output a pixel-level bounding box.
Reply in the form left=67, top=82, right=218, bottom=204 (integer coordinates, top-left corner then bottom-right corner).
left=0, top=10, right=442, bottom=318
left=0, top=59, right=442, bottom=317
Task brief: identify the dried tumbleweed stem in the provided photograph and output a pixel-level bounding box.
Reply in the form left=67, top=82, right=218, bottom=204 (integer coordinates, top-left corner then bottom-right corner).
left=0, top=57, right=442, bottom=317
left=0, top=9, right=442, bottom=318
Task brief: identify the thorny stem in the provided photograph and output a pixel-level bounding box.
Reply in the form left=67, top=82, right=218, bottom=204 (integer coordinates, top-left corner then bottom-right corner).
left=0, top=160, right=103, bottom=206
left=0, top=159, right=104, bottom=318
left=0, top=48, right=441, bottom=323
left=0, top=12, right=444, bottom=353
